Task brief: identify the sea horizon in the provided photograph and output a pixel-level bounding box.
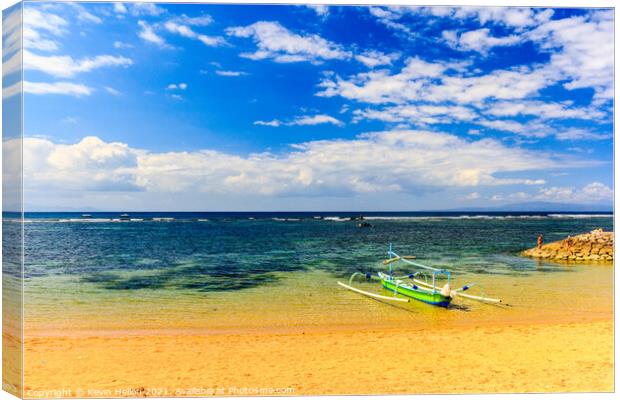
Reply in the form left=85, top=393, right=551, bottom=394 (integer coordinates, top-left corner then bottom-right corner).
left=18, top=210, right=615, bottom=215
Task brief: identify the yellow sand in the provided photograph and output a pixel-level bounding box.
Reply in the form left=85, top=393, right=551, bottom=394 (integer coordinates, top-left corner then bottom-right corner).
left=23, top=321, right=612, bottom=397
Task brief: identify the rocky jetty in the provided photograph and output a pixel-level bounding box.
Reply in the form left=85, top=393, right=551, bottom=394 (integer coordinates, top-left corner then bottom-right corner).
left=522, top=229, right=613, bottom=262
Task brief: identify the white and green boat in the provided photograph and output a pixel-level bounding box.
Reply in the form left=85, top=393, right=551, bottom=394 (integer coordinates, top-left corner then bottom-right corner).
left=338, top=244, right=501, bottom=308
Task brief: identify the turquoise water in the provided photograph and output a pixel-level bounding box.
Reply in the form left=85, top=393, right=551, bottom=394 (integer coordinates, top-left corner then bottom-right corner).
left=22, top=212, right=613, bottom=291
left=17, top=212, right=613, bottom=333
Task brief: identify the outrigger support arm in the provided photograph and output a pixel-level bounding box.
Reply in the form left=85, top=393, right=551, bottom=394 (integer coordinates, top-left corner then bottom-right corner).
left=337, top=281, right=409, bottom=303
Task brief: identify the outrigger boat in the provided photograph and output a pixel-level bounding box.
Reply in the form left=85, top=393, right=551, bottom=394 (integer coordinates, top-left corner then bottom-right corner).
left=338, top=244, right=501, bottom=307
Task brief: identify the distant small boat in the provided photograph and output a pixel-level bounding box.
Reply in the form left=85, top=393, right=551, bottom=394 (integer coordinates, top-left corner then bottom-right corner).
left=358, top=221, right=371, bottom=228
left=119, top=213, right=130, bottom=221
left=313, top=216, right=324, bottom=220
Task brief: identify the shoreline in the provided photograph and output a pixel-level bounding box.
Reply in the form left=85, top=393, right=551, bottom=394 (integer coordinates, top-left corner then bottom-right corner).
left=24, top=305, right=614, bottom=338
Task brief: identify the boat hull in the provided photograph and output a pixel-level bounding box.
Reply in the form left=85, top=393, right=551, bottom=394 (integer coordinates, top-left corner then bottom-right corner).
left=381, top=278, right=452, bottom=307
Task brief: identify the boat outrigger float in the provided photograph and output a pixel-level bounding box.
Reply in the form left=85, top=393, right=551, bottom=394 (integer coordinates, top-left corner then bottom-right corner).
left=338, top=244, right=501, bottom=307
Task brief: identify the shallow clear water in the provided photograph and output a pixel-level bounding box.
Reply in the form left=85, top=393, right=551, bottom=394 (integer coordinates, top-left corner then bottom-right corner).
left=21, top=212, right=613, bottom=334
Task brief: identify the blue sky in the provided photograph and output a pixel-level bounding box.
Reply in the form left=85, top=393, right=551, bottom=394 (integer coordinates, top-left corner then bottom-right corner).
left=2, top=2, right=614, bottom=211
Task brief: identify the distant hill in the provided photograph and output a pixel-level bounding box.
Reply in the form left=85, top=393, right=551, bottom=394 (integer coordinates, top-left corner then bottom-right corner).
left=446, top=202, right=613, bottom=213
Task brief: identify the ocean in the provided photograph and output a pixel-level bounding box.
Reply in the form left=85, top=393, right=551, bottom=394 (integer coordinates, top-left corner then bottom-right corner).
left=17, top=212, right=614, bottom=334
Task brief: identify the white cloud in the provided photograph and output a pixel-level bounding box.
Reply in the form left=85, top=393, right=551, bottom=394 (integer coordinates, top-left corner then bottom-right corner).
left=292, top=115, right=344, bottom=127
left=475, top=119, right=557, bottom=138
left=130, top=3, right=166, bottom=17
left=23, top=32, right=59, bottom=52
left=21, top=136, right=139, bottom=192
left=164, top=21, right=226, bottom=47
left=171, top=14, right=214, bottom=26
left=477, top=119, right=531, bottom=134
left=476, top=119, right=611, bottom=142
left=318, top=10, right=612, bottom=143
left=354, top=50, right=400, bottom=68
left=2, top=53, right=21, bottom=79
left=319, top=55, right=567, bottom=108
left=555, top=128, right=612, bottom=141
left=365, top=5, right=613, bottom=100
left=68, top=3, right=103, bottom=24
left=113, top=41, right=134, bottom=49
left=23, top=49, right=133, bottom=78
left=113, top=3, right=128, bottom=14
left=18, top=130, right=566, bottom=198
left=485, top=100, right=606, bottom=121
left=353, top=104, right=477, bottom=125
left=306, top=5, right=329, bottom=17
left=2, top=8, right=23, bottom=81
left=2, top=81, right=21, bottom=99
left=368, top=7, right=414, bottom=35
left=167, top=83, right=188, bottom=90
left=254, top=120, right=282, bottom=127
left=138, top=20, right=169, bottom=48
left=3, top=81, right=93, bottom=97
left=3, top=6, right=22, bottom=57
left=23, top=7, right=67, bottom=52
left=443, top=28, right=520, bottom=54
left=489, top=191, right=530, bottom=202
left=316, top=12, right=611, bottom=143
left=24, top=7, right=67, bottom=36
left=369, top=6, right=553, bottom=37
left=255, top=114, right=344, bottom=127
left=215, top=70, right=248, bottom=77
left=226, top=21, right=350, bottom=63
left=465, top=192, right=481, bottom=200
left=527, top=11, right=614, bottom=100
left=579, top=182, right=614, bottom=202
left=430, top=68, right=555, bottom=105
left=104, top=86, right=121, bottom=96
left=536, top=182, right=613, bottom=203
left=317, top=57, right=450, bottom=104
left=406, top=6, right=553, bottom=29
left=454, top=7, right=551, bottom=28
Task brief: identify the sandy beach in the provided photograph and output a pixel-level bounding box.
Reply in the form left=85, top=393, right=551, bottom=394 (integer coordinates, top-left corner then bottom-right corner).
left=23, top=320, right=613, bottom=396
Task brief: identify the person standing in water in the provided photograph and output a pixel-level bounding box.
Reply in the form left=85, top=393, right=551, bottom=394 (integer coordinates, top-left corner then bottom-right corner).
left=537, top=233, right=543, bottom=249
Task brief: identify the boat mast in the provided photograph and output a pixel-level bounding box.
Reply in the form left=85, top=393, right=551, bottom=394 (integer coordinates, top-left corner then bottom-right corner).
left=388, top=242, right=393, bottom=276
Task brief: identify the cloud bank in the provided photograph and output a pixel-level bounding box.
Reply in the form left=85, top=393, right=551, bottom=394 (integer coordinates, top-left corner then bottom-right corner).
left=13, top=131, right=575, bottom=201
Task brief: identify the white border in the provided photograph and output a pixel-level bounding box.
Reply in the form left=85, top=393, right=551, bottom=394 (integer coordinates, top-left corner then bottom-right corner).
left=0, top=2, right=616, bottom=400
